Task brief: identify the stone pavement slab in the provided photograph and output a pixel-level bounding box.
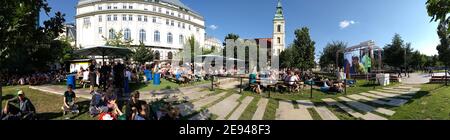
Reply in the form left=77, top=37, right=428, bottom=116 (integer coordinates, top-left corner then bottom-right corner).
left=314, top=106, right=340, bottom=120
left=296, top=100, right=314, bottom=109
left=322, top=98, right=364, bottom=119
left=192, top=92, right=228, bottom=111
left=338, top=97, right=395, bottom=116
left=359, top=92, right=408, bottom=106
left=228, top=96, right=254, bottom=120
left=368, top=91, right=412, bottom=99
left=252, top=98, right=269, bottom=120
left=348, top=94, right=401, bottom=106
left=208, top=94, right=241, bottom=120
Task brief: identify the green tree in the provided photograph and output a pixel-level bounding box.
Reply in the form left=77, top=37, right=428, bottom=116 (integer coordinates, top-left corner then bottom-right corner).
left=427, top=0, right=450, bottom=85
left=132, top=42, right=153, bottom=65
left=383, top=34, right=412, bottom=69
left=280, top=45, right=293, bottom=68
left=292, top=27, right=316, bottom=71
left=319, top=41, right=347, bottom=71
left=102, top=30, right=133, bottom=47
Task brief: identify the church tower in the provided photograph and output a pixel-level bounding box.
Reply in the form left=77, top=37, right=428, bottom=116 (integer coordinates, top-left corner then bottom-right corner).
left=273, top=0, right=285, bottom=56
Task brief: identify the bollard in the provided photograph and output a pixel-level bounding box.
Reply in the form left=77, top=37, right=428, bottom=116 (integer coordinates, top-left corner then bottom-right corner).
left=310, top=80, right=313, bottom=99
left=239, top=77, right=243, bottom=94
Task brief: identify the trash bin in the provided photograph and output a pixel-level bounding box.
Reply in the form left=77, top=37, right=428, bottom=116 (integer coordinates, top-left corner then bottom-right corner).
left=144, top=70, right=152, bottom=81
left=66, top=74, right=76, bottom=90
left=376, top=74, right=390, bottom=86
left=153, top=73, right=161, bottom=85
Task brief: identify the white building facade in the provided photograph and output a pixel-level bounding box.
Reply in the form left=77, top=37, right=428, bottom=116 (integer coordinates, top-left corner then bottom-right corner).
left=204, top=36, right=223, bottom=52
left=76, top=0, right=205, bottom=60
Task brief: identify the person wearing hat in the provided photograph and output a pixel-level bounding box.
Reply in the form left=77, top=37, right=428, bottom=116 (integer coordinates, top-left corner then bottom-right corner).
left=62, top=85, right=79, bottom=116
left=2, top=90, right=36, bottom=120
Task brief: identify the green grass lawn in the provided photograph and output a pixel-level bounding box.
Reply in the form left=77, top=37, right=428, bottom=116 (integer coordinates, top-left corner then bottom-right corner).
left=131, top=79, right=211, bottom=91
left=390, top=84, right=450, bottom=120
left=231, top=80, right=400, bottom=120
left=1, top=86, right=93, bottom=120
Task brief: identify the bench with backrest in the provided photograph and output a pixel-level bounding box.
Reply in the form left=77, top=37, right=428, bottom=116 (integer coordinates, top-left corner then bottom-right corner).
left=430, top=76, right=450, bottom=83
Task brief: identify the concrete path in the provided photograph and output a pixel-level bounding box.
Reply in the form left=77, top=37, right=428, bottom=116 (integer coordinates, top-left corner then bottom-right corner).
left=377, top=89, right=416, bottom=96
left=252, top=98, right=269, bottom=120
left=338, top=97, right=395, bottom=116
left=322, top=98, right=387, bottom=120
left=192, top=92, right=228, bottom=110
left=402, top=73, right=430, bottom=84
left=183, top=90, right=212, bottom=101
left=348, top=94, right=402, bottom=107
left=368, top=91, right=412, bottom=99
left=359, top=92, right=408, bottom=106
left=314, top=106, right=340, bottom=120
left=208, top=94, right=241, bottom=120
left=276, top=100, right=312, bottom=120
left=228, top=96, right=254, bottom=120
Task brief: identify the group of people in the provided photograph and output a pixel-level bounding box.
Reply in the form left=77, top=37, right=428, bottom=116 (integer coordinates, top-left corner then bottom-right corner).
left=0, top=70, right=66, bottom=86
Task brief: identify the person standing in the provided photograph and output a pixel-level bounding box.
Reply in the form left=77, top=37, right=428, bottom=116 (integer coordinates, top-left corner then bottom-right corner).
left=89, top=60, right=97, bottom=91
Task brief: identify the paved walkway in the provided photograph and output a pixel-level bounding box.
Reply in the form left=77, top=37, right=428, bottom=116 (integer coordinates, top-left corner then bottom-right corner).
left=252, top=98, right=269, bottom=120
left=275, top=100, right=313, bottom=120
left=228, top=96, right=254, bottom=120
left=402, top=73, right=430, bottom=84
left=208, top=94, right=241, bottom=120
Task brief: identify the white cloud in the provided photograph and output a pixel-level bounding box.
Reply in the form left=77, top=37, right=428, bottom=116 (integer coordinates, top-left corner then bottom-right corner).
left=208, top=25, right=218, bottom=30
left=339, top=20, right=357, bottom=29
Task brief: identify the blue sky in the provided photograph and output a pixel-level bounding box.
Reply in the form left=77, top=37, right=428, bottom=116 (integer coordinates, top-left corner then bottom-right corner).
left=41, top=0, right=440, bottom=56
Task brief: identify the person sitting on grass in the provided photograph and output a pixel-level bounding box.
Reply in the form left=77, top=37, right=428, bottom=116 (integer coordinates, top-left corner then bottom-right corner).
left=126, top=91, right=148, bottom=120
left=98, top=96, right=125, bottom=120
left=131, top=103, right=149, bottom=120
left=89, top=89, right=108, bottom=117
left=2, top=90, right=36, bottom=120
left=62, top=85, right=79, bottom=116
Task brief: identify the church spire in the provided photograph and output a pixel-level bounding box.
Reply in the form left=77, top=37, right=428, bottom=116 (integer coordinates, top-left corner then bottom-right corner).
left=274, top=0, right=284, bottom=20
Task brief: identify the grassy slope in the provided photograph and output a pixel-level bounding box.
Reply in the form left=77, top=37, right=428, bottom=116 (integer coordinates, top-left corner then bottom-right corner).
left=390, top=84, right=450, bottom=120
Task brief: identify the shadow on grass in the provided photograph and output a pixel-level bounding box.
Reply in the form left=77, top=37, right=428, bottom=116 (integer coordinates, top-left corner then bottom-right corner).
left=37, top=100, right=91, bottom=120
left=1, top=94, right=16, bottom=101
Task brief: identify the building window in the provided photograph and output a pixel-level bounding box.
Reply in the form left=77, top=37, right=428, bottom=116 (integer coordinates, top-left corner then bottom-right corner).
left=154, top=31, right=160, bottom=42
left=139, top=29, right=146, bottom=42
left=188, top=25, right=191, bottom=30
left=166, top=19, right=169, bottom=25
left=98, top=27, right=102, bottom=34
left=129, top=5, right=133, bottom=9
left=277, top=37, right=281, bottom=44
left=153, top=7, right=156, bottom=12
left=107, top=15, right=111, bottom=21
left=83, top=17, right=90, bottom=26
left=182, top=23, right=185, bottom=29
left=196, top=27, right=199, bottom=32
left=167, top=33, right=173, bottom=44
left=122, top=15, right=127, bottom=21
left=144, top=16, right=148, bottom=22
left=123, top=5, right=127, bottom=9
left=277, top=25, right=281, bottom=32
left=98, top=15, right=102, bottom=22
left=128, top=15, right=133, bottom=21
left=158, top=8, right=162, bottom=13
left=179, top=35, right=184, bottom=44
left=178, top=22, right=181, bottom=28
left=124, top=28, right=131, bottom=41
left=171, top=12, right=174, bottom=16
left=109, top=29, right=115, bottom=39
left=171, top=20, right=174, bottom=26
left=138, top=15, right=142, bottom=21
left=113, top=15, right=117, bottom=21
left=98, top=6, right=102, bottom=10
left=178, top=13, right=181, bottom=18
left=107, top=5, right=112, bottom=9
left=152, top=17, right=156, bottom=23
left=166, top=10, right=170, bottom=15
left=113, top=6, right=117, bottom=9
